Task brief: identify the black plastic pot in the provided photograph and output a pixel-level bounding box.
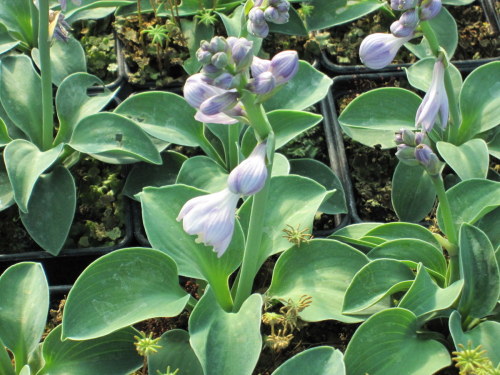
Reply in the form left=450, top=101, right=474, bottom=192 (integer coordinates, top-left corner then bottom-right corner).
left=319, top=0, right=500, bottom=75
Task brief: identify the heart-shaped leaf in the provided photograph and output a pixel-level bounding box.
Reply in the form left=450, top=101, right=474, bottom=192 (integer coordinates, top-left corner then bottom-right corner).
left=0, top=23, right=19, bottom=55
left=268, top=6, right=307, bottom=36
left=437, top=139, right=489, bottom=180
left=4, top=140, right=64, bottom=212
left=189, top=290, right=262, bottom=375
left=39, top=326, right=142, bottom=375
left=267, top=239, right=370, bottom=323
left=69, top=112, right=161, bottom=165
left=147, top=330, right=203, bottom=375
left=0, top=56, right=42, bottom=146
left=344, top=308, right=451, bottom=375
left=272, top=346, right=346, bottom=375
left=55, top=73, right=118, bottom=143
left=338, top=88, right=422, bottom=148
left=330, top=223, right=384, bottom=250
left=0, top=263, right=48, bottom=367
left=62, top=248, right=189, bottom=340
left=0, top=0, right=34, bottom=46
left=20, top=166, right=76, bottom=255
left=176, top=156, right=229, bottom=192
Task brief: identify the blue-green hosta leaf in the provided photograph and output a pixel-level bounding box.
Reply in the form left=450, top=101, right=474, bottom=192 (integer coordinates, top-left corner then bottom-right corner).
left=4, top=140, right=64, bottom=213
left=114, top=91, right=205, bottom=147
left=0, top=159, right=14, bottom=211
left=343, top=259, right=415, bottom=314
left=405, top=9, right=457, bottom=59
left=364, top=222, right=441, bottom=250
left=264, top=61, right=332, bottom=111
left=458, top=224, right=499, bottom=320
left=65, top=0, right=134, bottom=20
left=189, top=290, right=262, bottom=375
left=437, top=179, right=500, bottom=236
left=0, top=23, right=19, bottom=55
left=272, top=346, right=346, bottom=375
left=69, top=112, right=161, bottom=164
left=0, top=55, right=43, bottom=146
left=39, top=326, right=142, bottom=375
left=267, top=239, right=370, bottom=323
left=459, top=61, right=500, bottom=140
left=238, top=175, right=329, bottom=268
left=62, top=248, right=189, bottom=340
left=392, top=163, right=436, bottom=222
left=0, top=0, right=34, bottom=46
left=176, top=156, right=229, bottom=192
left=437, top=139, right=489, bottom=180
left=0, top=263, right=49, bottom=368
left=0, top=338, right=15, bottom=375
left=55, top=73, right=117, bottom=143
left=123, top=151, right=187, bottom=200
left=32, top=37, right=87, bottom=86
left=398, top=264, right=463, bottom=321
left=367, top=239, right=447, bottom=277
left=268, top=6, right=307, bottom=36
left=148, top=330, right=203, bottom=375
left=475, top=207, right=500, bottom=249
left=0, top=118, right=12, bottom=146
left=138, top=185, right=244, bottom=307
left=20, top=166, right=76, bottom=255
left=449, top=311, right=500, bottom=366
left=338, top=88, right=422, bottom=148
left=181, top=19, right=213, bottom=75
left=19, top=366, right=29, bottom=375
left=344, top=308, right=451, bottom=375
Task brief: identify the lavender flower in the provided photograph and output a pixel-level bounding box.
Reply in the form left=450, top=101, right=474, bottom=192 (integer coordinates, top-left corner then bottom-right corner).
left=415, top=60, right=449, bottom=132
left=177, top=189, right=240, bottom=257
left=420, top=0, right=442, bottom=20
left=395, top=129, right=429, bottom=166
left=247, top=51, right=298, bottom=94
left=395, top=144, right=420, bottom=166
left=227, top=37, right=254, bottom=71
left=415, top=144, right=443, bottom=175
left=359, top=33, right=414, bottom=69
left=184, top=73, right=243, bottom=124
left=390, top=10, right=419, bottom=38
left=248, top=8, right=269, bottom=38
left=48, top=11, right=71, bottom=42
left=228, top=142, right=268, bottom=195
left=270, top=50, right=299, bottom=84
left=247, top=0, right=290, bottom=38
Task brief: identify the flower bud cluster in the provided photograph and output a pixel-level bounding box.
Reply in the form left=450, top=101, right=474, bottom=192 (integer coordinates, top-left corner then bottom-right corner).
left=248, top=51, right=299, bottom=95
left=360, top=0, right=442, bottom=69
left=247, top=0, right=291, bottom=38
left=395, top=129, right=442, bottom=175
left=177, top=142, right=268, bottom=257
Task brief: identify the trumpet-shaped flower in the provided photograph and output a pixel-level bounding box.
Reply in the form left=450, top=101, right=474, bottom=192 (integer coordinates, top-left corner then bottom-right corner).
left=359, top=33, right=413, bottom=69
left=415, top=60, right=449, bottom=132
left=228, top=142, right=268, bottom=195
left=184, top=73, right=243, bottom=124
left=248, top=51, right=298, bottom=94
left=177, top=188, right=240, bottom=257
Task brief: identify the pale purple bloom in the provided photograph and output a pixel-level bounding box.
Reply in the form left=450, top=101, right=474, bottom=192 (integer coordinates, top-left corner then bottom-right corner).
left=359, top=33, right=414, bottom=69
left=264, top=7, right=280, bottom=22
left=247, top=0, right=290, bottom=37
left=420, top=0, right=442, bottom=20
left=395, top=128, right=416, bottom=146
left=184, top=73, right=243, bottom=124
left=249, top=71, right=277, bottom=94
left=213, top=72, right=235, bottom=89
left=247, top=51, right=298, bottom=94
left=415, top=60, right=449, bottom=132
left=270, top=51, right=299, bottom=84
left=395, top=144, right=419, bottom=166
left=251, top=56, right=272, bottom=77
left=211, top=52, right=228, bottom=69
left=228, top=142, right=268, bottom=195
left=390, top=10, right=419, bottom=37
left=390, top=0, right=416, bottom=10
left=248, top=8, right=269, bottom=38
left=177, top=188, right=240, bottom=257
left=49, top=11, right=71, bottom=42
left=228, top=37, right=254, bottom=71
left=415, top=144, right=442, bottom=175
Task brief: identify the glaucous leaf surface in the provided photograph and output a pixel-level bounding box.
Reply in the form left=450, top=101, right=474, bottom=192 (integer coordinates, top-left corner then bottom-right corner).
left=65, top=0, right=134, bottom=21
left=176, top=156, right=228, bottom=193
left=0, top=55, right=43, bottom=146
left=272, top=346, right=346, bottom=375
left=148, top=330, right=203, bottom=375
left=330, top=223, right=384, bottom=250
left=338, top=88, right=421, bottom=148
left=0, top=23, right=19, bottom=55
left=0, top=0, right=34, bottom=45
left=268, top=7, right=307, bottom=36
left=69, top=112, right=162, bottom=164
left=62, top=248, right=189, bottom=340
left=182, top=19, right=214, bottom=75
left=344, top=308, right=451, bottom=375
left=20, top=166, right=76, bottom=255
left=392, top=163, right=436, bottom=222
left=458, top=224, right=499, bottom=319
left=39, top=326, right=142, bottom=375
left=267, top=239, right=370, bottom=323
left=437, top=139, right=489, bottom=180
left=0, top=263, right=48, bottom=367
left=264, top=61, right=332, bottom=111
left=363, top=222, right=441, bottom=249
left=4, top=140, right=64, bottom=213
left=55, top=73, right=117, bottom=143
left=474, top=207, right=500, bottom=249
left=0, top=160, right=14, bottom=211
left=436, top=179, right=500, bottom=236
left=0, top=118, right=12, bottom=146
left=0, top=338, right=15, bottom=375
left=114, top=92, right=205, bottom=147
left=189, top=290, right=262, bottom=375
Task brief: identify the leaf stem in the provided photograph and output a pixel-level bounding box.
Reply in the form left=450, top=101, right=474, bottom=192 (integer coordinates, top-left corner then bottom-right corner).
left=430, top=175, right=458, bottom=247
left=38, top=0, right=54, bottom=151
left=228, top=123, right=240, bottom=170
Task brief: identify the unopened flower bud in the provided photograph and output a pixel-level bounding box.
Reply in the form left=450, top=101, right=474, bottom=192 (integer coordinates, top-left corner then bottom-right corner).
left=231, top=38, right=254, bottom=71
left=420, top=0, right=442, bottom=20
left=270, top=50, right=299, bottom=84
left=390, top=10, right=418, bottom=37
left=251, top=56, right=272, bottom=77
left=213, top=72, right=235, bottom=89
left=211, top=52, right=228, bottom=69
left=264, top=6, right=280, bottom=22
left=359, top=33, right=413, bottom=69
left=249, top=71, right=277, bottom=94
left=395, top=145, right=419, bottom=166
left=199, top=91, right=239, bottom=116
left=209, top=36, right=228, bottom=53
left=228, top=142, right=268, bottom=195
left=414, top=131, right=429, bottom=146
left=401, top=128, right=417, bottom=146
left=390, top=0, right=417, bottom=10
left=249, top=7, right=266, bottom=24
left=247, top=20, right=269, bottom=38
left=415, top=144, right=442, bottom=175
left=197, top=49, right=212, bottom=64
left=276, top=0, right=290, bottom=13
left=203, top=64, right=222, bottom=74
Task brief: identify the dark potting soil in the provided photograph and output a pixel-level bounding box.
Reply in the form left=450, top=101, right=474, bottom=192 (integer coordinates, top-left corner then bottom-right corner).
left=0, top=157, right=127, bottom=254
left=319, top=2, right=499, bottom=66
